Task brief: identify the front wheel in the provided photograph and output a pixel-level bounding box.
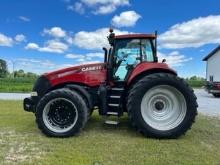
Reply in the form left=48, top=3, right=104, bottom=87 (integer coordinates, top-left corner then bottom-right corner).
left=36, top=89, right=88, bottom=137
left=127, top=73, right=198, bottom=138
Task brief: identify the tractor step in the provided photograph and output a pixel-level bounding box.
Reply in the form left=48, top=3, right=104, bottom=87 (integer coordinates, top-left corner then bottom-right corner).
left=110, top=95, right=121, bottom=98
left=107, top=111, right=119, bottom=116
left=108, top=103, right=119, bottom=107
left=105, top=120, right=119, bottom=125
left=111, top=87, right=124, bottom=91
left=98, top=84, right=124, bottom=117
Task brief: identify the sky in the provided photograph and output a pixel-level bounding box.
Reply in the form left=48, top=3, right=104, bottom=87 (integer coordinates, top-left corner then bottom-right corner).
left=0, top=0, right=220, bottom=78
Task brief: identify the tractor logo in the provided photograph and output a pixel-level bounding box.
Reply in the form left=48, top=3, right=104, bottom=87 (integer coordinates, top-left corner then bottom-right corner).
left=81, top=65, right=102, bottom=72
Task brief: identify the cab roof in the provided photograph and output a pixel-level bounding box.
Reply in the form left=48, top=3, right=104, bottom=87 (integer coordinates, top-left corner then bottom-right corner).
left=115, top=34, right=156, bottom=39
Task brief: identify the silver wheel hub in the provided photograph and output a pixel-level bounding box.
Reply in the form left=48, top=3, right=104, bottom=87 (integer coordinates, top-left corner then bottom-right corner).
left=141, top=85, right=187, bottom=131
left=43, top=98, right=78, bottom=133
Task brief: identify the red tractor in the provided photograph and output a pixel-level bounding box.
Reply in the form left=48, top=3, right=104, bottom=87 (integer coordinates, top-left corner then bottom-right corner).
left=24, top=29, right=198, bottom=138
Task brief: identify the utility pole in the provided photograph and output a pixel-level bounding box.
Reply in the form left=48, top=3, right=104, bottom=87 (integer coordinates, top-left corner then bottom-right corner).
left=12, top=61, right=15, bottom=78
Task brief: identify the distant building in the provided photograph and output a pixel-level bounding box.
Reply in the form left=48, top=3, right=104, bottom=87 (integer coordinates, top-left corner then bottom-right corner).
left=203, top=46, right=220, bottom=97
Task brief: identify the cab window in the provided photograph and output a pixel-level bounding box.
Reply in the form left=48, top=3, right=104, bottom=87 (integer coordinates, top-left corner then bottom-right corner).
left=113, top=38, right=154, bottom=81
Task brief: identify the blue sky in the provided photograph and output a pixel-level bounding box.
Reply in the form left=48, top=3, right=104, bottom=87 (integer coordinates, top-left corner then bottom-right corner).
left=0, top=0, right=220, bottom=77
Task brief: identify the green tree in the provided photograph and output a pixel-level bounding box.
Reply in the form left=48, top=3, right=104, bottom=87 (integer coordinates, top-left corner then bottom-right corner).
left=14, top=69, right=25, bottom=77
left=26, top=72, right=38, bottom=78
left=0, top=59, right=8, bottom=78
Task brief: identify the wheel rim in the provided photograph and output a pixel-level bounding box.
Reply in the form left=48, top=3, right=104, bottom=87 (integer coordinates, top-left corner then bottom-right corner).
left=42, top=98, right=78, bottom=133
left=141, top=85, right=187, bottom=131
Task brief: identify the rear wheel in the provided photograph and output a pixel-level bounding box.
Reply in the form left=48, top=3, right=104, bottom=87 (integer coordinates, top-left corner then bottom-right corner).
left=36, top=89, right=88, bottom=137
left=213, top=93, right=220, bottom=98
left=127, top=73, right=198, bottom=138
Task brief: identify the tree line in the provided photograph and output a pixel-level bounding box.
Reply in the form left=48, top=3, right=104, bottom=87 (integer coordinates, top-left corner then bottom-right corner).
left=0, top=59, right=38, bottom=78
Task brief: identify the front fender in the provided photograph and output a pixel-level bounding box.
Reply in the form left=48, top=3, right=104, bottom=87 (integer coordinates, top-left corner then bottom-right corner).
left=66, top=84, right=93, bottom=109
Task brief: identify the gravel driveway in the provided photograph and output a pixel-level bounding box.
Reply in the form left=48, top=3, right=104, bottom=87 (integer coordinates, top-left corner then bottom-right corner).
left=0, top=89, right=219, bottom=116
left=194, top=89, right=220, bottom=117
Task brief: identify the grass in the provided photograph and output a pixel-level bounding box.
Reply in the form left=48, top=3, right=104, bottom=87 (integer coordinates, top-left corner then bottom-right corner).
left=0, top=101, right=220, bottom=165
left=186, top=80, right=205, bottom=88
left=0, top=78, right=36, bottom=93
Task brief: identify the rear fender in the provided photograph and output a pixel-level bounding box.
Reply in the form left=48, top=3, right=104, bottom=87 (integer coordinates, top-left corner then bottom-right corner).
left=127, top=63, right=177, bottom=86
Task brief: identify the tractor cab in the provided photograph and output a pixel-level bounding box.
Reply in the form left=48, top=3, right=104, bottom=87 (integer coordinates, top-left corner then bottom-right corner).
left=105, top=29, right=158, bottom=82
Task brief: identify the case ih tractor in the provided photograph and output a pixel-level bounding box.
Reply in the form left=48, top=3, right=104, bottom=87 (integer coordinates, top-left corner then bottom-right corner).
left=24, top=29, right=198, bottom=138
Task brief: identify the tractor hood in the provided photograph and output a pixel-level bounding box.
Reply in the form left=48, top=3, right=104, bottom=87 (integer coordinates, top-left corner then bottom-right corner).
left=44, top=62, right=104, bottom=77
left=43, top=62, right=106, bottom=87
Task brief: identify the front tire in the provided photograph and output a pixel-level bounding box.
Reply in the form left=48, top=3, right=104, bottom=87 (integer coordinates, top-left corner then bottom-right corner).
left=36, top=88, right=88, bottom=137
left=127, top=73, right=198, bottom=138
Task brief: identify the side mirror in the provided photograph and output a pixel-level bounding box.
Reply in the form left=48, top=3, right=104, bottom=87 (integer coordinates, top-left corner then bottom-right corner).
left=162, top=59, right=166, bottom=63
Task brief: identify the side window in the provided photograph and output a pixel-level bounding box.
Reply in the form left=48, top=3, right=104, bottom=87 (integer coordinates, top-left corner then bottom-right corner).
left=142, top=39, right=154, bottom=62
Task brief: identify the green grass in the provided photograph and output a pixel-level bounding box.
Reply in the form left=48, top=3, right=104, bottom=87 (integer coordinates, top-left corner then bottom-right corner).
left=0, top=78, right=36, bottom=93
left=0, top=100, right=220, bottom=165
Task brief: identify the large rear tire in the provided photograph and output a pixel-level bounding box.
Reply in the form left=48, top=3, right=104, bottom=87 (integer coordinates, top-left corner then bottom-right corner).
left=36, top=88, right=88, bottom=137
left=127, top=73, right=198, bottom=138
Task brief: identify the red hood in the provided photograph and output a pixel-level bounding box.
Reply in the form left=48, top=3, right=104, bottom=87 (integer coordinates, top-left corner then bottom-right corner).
left=43, top=62, right=105, bottom=77
left=43, top=62, right=107, bottom=87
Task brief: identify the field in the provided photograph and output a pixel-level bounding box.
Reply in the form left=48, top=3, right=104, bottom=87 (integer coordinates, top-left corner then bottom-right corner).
left=0, top=100, right=220, bottom=165
left=0, top=78, right=36, bottom=93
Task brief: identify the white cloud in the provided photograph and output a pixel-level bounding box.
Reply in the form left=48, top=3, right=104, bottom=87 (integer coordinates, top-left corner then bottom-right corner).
left=67, top=2, right=85, bottom=14
left=73, top=27, right=130, bottom=50
left=77, top=58, right=85, bottom=62
left=18, top=16, right=30, bottom=22
left=79, top=60, right=101, bottom=64
left=25, top=40, right=68, bottom=53
left=65, top=53, right=85, bottom=59
left=69, top=0, right=130, bottom=15
left=81, top=0, right=129, bottom=7
left=17, top=58, right=55, bottom=67
left=0, top=33, right=13, bottom=47
left=111, top=11, right=141, bottom=27
left=65, top=52, right=104, bottom=63
left=86, top=52, right=103, bottom=58
left=25, top=43, right=39, bottom=49
left=93, top=4, right=116, bottom=15
left=0, top=33, right=27, bottom=47
left=8, top=58, right=75, bottom=74
left=43, top=27, right=66, bottom=38
left=158, top=51, right=192, bottom=67
left=15, top=34, right=26, bottom=42
left=159, top=15, right=220, bottom=49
